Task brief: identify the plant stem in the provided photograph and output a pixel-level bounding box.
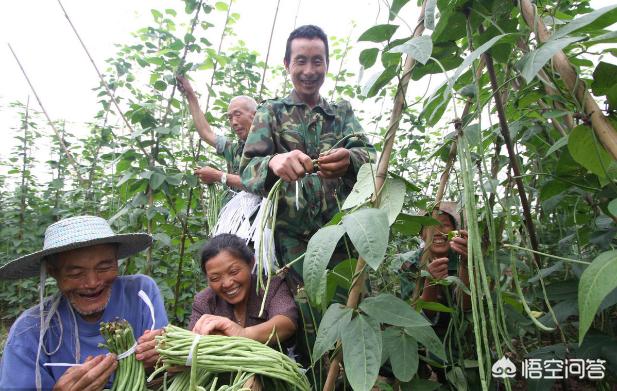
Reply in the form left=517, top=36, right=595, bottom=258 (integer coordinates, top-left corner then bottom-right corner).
left=503, top=244, right=591, bottom=265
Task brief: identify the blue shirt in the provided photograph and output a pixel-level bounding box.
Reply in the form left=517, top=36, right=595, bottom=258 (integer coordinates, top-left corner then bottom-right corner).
left=0, top=274, right=168, bottom=390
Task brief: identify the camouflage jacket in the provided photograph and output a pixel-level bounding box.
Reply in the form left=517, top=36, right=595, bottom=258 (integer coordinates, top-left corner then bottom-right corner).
left=215, top=134, right=244, bottom=175
left=239, top=91, right=375, bottom=237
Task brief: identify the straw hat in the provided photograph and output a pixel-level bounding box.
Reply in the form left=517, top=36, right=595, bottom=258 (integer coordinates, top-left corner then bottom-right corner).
left=0, top=216, right=152, bottom=280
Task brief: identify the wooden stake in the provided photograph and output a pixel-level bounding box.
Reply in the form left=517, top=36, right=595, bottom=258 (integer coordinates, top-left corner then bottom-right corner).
left=519, top=0, right=617, bottom=159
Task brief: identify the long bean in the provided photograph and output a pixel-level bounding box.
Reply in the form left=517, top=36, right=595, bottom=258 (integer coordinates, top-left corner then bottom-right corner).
left=151, top=325, right=310, bottom=391
left=99, top=320, right=146, bottom=391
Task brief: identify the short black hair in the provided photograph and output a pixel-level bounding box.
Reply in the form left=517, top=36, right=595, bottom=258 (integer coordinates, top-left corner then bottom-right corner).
left=199, top=234, right=253, bottom=274
left=284, top=25, right=329, bottom=66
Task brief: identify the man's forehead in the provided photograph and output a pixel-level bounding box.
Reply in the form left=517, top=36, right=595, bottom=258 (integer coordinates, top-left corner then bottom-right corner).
left=290, top=38, right=326, bottom=57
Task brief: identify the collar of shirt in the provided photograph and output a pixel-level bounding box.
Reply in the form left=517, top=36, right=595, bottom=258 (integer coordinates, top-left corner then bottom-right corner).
left=283, top=90, right=335, bottom=118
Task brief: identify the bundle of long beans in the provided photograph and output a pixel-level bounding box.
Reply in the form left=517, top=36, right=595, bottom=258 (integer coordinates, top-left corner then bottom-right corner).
left=99, top=320, right=146, bottom=391
left=163, top=369, right=255, bottom=391
left=149, top=325, right=310, bottom=391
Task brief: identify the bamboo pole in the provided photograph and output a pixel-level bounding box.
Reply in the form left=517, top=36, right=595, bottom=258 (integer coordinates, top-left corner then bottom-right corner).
left=258, top=0, right=281, bottom=100
left=8, top=43, right=85, bottom=185
left=519, top=0, right=617, bottom=159
left=322, top=3, right=428, bottom=389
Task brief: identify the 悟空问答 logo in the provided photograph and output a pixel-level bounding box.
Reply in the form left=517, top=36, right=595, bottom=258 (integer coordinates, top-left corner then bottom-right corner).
left=492, top=356, right=517, bottom=378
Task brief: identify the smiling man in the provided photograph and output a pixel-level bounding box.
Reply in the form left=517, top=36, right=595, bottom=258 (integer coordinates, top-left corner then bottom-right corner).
left=0, top=216, right=168, bottom=391
left=239, top=25, right=375, bottom=276
left=177, top=75, right=257, bottom=191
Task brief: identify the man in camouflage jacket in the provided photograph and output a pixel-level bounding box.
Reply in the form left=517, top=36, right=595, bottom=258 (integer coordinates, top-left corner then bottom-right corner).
left=240, top=25, right=375, bottom=274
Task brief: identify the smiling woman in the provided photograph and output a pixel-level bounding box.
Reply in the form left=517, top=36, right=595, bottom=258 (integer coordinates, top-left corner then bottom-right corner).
left=188, top=234, right=298, bottom=346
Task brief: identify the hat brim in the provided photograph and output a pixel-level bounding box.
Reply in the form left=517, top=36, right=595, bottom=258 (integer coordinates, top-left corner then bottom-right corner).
left=0, top=233, right=152, bottom=280
left=419, top=201, right=462, bottom=228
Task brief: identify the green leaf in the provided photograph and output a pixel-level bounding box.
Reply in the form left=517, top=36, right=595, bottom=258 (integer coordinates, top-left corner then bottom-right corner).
left=415, top=299, right=454, bottom=313
left=425, top=0, right=437, bottom=30
left=313, top=304, right=353, bottom=362
left=303, top=225, right=346, bottom=306
left=153, top=80, right=168, bottom=91
left=389, top=36, right=433, bottom=65
left=342, top=208, right=389, bottom=270
left=404, top=325, right=446, bottom=360
left=150, top=172, right=165, bottom=190
left=450, top=34, right=509, bottom=87
left=378, top=178, right=406, bottom=225
left=362, top=66, right=398, bottom=97
left=389, top=0, right=411, bottom=20
left=545, top=135, right=569, bottom=157
left=383, top=328, right=418, bottom=382
left=358, top=24, right=399, bottom=43
left=568, top=125, right=613, bottom=178
left=551, top=5, right=617, bottom=41
left=360, top=293, right=431, bottom=327
left=518, top=36, right=582, bottom=83
left=342, top=163, right=377, bottom=209
left=165, top=174, right=183, bottom=186
left=609, top=199, right=617, bottom=217
left=591, top=62, right=617, bottom=96
left=578, top=250, right=617, bottom=344
left=341, top=314, right=382, bottom=391
left=215, top=1, right=228, bottom=11
left=359, top=48, right=379, bottom=69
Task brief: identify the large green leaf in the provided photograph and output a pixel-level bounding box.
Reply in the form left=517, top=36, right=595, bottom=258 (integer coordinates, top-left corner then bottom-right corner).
left=150, top=172, right=165, bottom=190
left=342, top=209, right=389, bottom=270
left=551, top=5, right=617, bottom=41
left=578, top=250, right=617, bottom=344
left=362, top=66, right=398, bottom=97
left=360, top=293, right=431, bottom=327
left=425, top=0, right=437, bottom=30
left=359, top=48, right=379, bottom=69
left=609, top=199, right=617, bottom=217
left=450, top=34, right=509, bottom=87
left=378, top=178, right=406, bottom=225
left=342, top=163, right=377, bottom=210
left=544, top=135, right=569, bottom=157
left=389, top=36, right=433, bottom=65
left=518, top=36, right=582, bottom=83
left=304, top=224, right=346, bottom=306
left=358, top=24, right=399, bottom=43
left=591, top=61, right=617, bottom=96
left=341, top=314, right=382, bottom=391
left=382, top=328, right=419, bottom=382
left=404, top=325, right=446, bottom=360
left=567, top=125, right=613, bottom=178
left=313, top=304, right=353, bottom=362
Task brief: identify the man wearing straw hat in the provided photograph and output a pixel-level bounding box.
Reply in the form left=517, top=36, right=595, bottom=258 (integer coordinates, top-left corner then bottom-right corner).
left=0, top=216, right=168, bottom=390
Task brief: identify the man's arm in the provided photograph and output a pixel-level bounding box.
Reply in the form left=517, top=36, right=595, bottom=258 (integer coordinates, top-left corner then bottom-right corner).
left=177, top=75, right=217, bottom=147
left=194, top=167, right=243, bottom=190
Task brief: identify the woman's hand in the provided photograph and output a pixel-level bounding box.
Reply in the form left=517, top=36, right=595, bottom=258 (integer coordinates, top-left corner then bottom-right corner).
left=192, top=314, right=247, bottom=338
left=427, top=257, right=449, bottom=280
left=450, top=229, right=468, bottom=258
left=135, top=329, right=163, bottom=369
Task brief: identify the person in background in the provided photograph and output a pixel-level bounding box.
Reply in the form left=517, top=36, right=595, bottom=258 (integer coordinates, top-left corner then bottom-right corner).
left=0, top=215, right=168, bottom=391
left=177, top=75, right=257, bottom=190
